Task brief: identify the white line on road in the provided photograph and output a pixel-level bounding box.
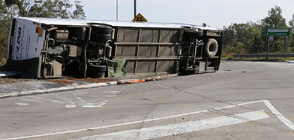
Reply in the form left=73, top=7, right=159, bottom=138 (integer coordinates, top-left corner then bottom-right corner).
left=82, top=100, right=108, bottom=108
left=78, top=110, right=269, bottom=140
left=4, top=100, right=294, bottom=140
left=15, top=103, right=29, bottom=106
left=262, top=100, right=294, bottom=130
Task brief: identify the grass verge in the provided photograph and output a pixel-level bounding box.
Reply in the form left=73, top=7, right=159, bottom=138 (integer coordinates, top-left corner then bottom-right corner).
left=221, top=53, right=294, bottom=61
left=0, top=77, right=32, bottom=84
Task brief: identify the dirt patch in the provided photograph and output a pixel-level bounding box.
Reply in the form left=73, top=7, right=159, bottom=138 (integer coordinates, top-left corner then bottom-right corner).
left=47, top=79, right=74, bottom=85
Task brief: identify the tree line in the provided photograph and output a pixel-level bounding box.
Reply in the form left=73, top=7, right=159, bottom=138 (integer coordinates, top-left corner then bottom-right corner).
left=0, top=0, right=86, bottom=64
left=223, top=6, right=294, bottom=56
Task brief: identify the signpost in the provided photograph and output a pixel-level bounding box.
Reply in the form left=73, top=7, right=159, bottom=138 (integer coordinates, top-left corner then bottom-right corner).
left=266, top=28, right=291, bottom=55
left=134, top=0, right=137, bottom=19
left=116, top=0, right=119, bottom=21
left=266, top=28, right=290, bottom=36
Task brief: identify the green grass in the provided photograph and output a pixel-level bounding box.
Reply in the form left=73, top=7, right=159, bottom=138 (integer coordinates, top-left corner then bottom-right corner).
left=221, top=52, right=234, bottom=60
left=221, top=52, right=294, bottom=61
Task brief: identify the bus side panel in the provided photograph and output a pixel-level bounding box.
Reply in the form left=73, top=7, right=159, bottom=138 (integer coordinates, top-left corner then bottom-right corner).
left=114, top=27, right=181, bottom=75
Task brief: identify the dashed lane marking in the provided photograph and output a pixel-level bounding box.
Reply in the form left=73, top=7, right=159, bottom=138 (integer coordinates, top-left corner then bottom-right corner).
left=156, top=85, right=169, bottom=89
left=15, top=103, right=29, bottom=106
left=15, top=91, right=120, bottom=109
left=82, top=100, right=108, bottom=108
left=65, top=105, right=76, bottom=109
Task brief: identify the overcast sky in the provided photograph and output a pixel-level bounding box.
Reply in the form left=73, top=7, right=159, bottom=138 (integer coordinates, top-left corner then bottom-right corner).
left=72, top=0, right=294, bottom=29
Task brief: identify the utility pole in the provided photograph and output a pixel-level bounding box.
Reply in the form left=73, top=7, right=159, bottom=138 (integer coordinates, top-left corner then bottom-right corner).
left=134, top=0, right=137, bottom=18
left=116, top=0, right=119, bottom=21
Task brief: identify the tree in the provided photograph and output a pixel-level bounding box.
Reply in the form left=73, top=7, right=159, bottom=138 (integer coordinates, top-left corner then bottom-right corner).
left=71, top=0, right=86, bottom=19
left=262, top=5, right=287, bottom=28
left=0, top=0, right=10, bottom=60
left=261, top=5, right=287, bottom=53
left=5, top=0, right=73, bottom=18
left=223, top=22, right=265, bottom=54
left=288, top=14, right=294, bottom=52
left=289, top=14, right=294, bottom=29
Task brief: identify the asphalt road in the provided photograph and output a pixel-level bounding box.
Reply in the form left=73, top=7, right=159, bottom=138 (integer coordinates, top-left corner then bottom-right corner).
left=1, top=60, right=294, bottom=140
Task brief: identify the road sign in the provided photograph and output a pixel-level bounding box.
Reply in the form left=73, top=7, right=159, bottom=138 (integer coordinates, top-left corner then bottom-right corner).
left=266, top=28, right=290, bottom=36
left=269, top=36, right=274, bottom=41
left=132, top=13, right=147, bottom=22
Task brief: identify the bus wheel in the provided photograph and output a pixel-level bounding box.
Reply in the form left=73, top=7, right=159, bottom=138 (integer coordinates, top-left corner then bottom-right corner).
left=204, top=38, right=218, bottom=58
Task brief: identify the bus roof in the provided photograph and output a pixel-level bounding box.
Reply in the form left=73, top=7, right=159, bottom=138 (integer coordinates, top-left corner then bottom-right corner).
left=14, top=17, right=219, bottom=30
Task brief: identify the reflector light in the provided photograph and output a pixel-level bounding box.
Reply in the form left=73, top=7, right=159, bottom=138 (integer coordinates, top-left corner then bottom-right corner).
left=36, top=26, right=40, bottom=33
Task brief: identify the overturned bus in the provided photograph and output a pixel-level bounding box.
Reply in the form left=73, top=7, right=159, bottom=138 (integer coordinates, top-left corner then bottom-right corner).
left=4, top=17, right=222, bottom=78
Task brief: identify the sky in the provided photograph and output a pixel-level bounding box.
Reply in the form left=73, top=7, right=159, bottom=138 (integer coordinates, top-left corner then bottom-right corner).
left=70, top=0, right=294, bottom=29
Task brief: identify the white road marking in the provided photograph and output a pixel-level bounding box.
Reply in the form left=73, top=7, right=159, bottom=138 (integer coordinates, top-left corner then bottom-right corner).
left=15, top=103, right=29, bottom=106
left=16, top=91, right=119, bottom=108
left=92, top=91, right=120, bottom=98
left=78, top=110, right=269, bottom=140
left=49, top=99, right=64, bottom=104
left=262, top=100, right=294, bottom=130
left=79, top=100, right=86, bottom=102
left=24, top=96, right=65, bottom=104
left=65, top=105, right=77, bottom=109
left=5, top=100, right=294, bottom=140
left=82, top=103, right=96, bottom=108
left=82, top=100, right=108, bottom=108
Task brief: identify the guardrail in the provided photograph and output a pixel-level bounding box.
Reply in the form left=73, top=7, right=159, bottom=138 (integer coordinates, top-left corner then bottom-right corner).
left=233, top=53, right=294, bottom=58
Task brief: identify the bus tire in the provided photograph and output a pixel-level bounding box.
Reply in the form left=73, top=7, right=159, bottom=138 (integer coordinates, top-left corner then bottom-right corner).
left=92, top=34, right=112, bottom=42
left=92, top=25, right=113, bottom=34
left=204, top=38, right=218, bottom=58
left=87, top=64, right=107, bottom=78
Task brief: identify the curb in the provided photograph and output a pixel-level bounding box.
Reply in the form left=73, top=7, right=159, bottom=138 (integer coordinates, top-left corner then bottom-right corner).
left=0, top=81, right=117, bottom=99
left=117, top=79, right=145, bottom=84
left=0, top=74, right=178, bottom=99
